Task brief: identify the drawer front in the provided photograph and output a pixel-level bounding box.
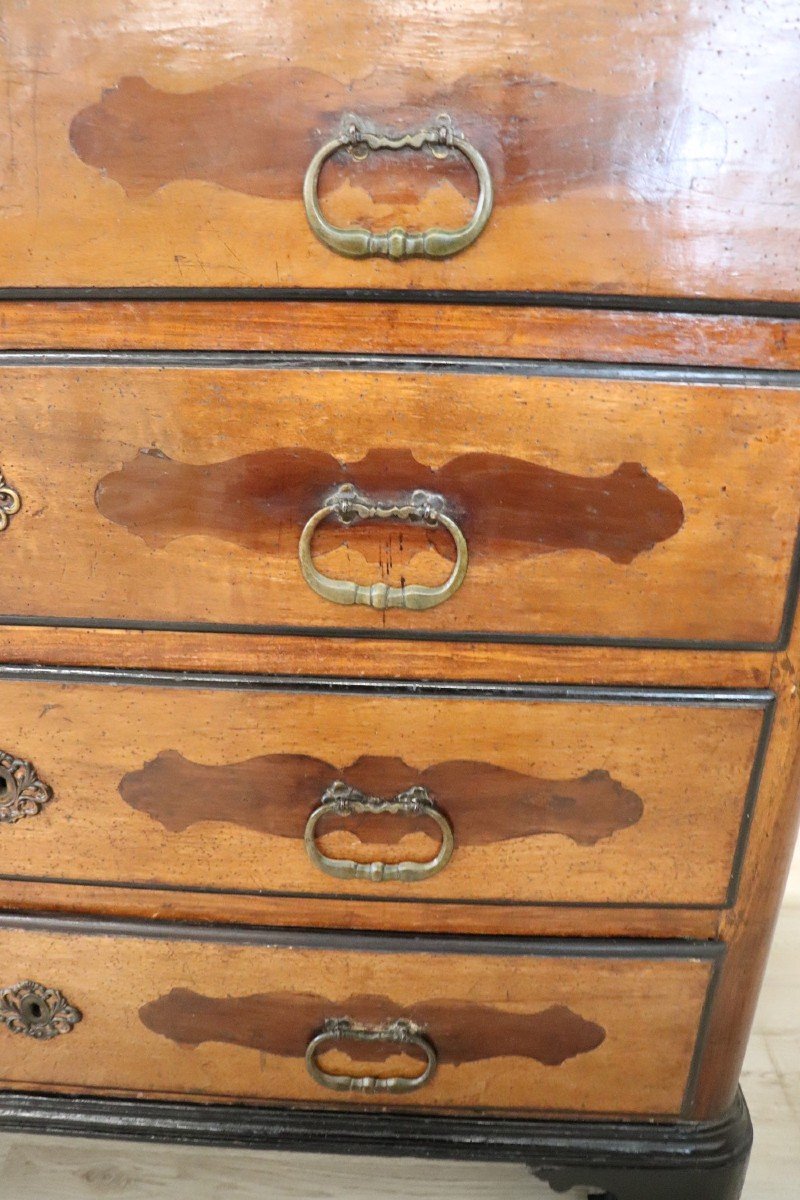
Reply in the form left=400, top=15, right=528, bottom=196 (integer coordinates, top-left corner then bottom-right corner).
left=0, top=671, right=768, bottom=911
left=0, top=922, right=716, bottom=1117
left=2, top=361, right=800, bottom=648
left=1, top=2, right=798, bottom=299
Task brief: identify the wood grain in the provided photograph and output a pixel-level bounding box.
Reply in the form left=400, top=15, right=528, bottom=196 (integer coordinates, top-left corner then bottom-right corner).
left=0, top=879, right=722, bottom=940
left=0, top=678, right=765, bottom=910
left=688, top=615, right=800, bottom=1118
left=0, top=925, right=713, bottom=1116
left=0, top=626, right=773, bottom=689
left=139, top=989, right=606, bottom=1067
left=2, top=363, right=799, bottom=645
left=2, top=2, right=800, bottom=298
left=95, top=448, right=684, bottom=566
left=120, top=752, right=646, bottom=850
left=3, top=303, right=800, bottom=370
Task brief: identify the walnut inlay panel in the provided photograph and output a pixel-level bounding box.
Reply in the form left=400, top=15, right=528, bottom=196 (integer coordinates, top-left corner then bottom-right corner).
left=68, top=66, right=714, bottom=217
left=139, top=989, right=606, bottom=1067
left=95, top=447, right=684, bottom=566
left=119, top=751, right=644, bottom=862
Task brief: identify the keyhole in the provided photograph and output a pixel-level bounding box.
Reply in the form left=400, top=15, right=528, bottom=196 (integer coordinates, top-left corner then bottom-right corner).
left=21, top=994, right=45, bottom=1025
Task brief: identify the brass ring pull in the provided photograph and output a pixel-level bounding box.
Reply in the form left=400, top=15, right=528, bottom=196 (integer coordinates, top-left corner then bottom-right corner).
left=305, top=1017, right=437, bottom=1094
left=303, top=113, right=493, bottom=259
left=298, top=483, right=468, bottom=611
left=0, top=471, right=21, bottom=533
left=304, top=782, right=455, bottom=883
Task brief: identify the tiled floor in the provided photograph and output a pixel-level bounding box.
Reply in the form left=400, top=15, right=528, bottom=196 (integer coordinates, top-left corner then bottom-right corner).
left=0, top=908, right=798, bottom=1199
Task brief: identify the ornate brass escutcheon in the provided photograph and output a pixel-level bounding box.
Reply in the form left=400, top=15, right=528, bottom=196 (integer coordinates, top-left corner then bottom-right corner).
left=0, top=750, right=53, bottom=824
left=303, top=113, right=493, bottom=259
left=298, top=483, right=468, bottom=611
left=0, top=471, right=21, bottom=532
left=304, top=781, right=455, bottom=883
left=305, top=1017, right=437, bottom=1094
left=0, top=981, right=82, bottom=1039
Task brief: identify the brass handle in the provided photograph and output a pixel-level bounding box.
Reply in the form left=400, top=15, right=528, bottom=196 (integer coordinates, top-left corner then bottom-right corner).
left=0, top=981, right=82, bottom=1039
left=306, top=1017, right=437, bottom=1094
left=0, top=470, right=21, bottom=533
left=298, top=483, right=468, bottom=611
left=303, top=113, right=493, bottom=259
left=304, top=782, right=454, bottom=883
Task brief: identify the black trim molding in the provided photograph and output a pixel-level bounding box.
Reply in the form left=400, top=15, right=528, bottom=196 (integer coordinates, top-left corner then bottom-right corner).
left=0, top=1089, right=753, bottom=1200
left=0, top=910, right=728, bottom=959
left=2, top=283, right=800, bottom=318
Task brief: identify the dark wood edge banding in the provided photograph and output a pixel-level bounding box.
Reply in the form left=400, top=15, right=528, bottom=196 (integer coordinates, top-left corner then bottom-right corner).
left=0, top=662, right=775, bottom=705
left=0, top=910, right=726, bottom=959
left=2, top=285, right=800, bottom=317
left=725, top=700, right=777, bottom=908
left=3, top=347, right=800, bottom=381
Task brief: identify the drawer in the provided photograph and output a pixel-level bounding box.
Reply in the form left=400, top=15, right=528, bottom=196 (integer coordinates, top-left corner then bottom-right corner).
left=0, top=669, right=769, bottom=913
left=1, top=360, right=800, bottom=648
left=1, top=3, right=797, bottom=299
left=0, top=919, right=717, bottom=1117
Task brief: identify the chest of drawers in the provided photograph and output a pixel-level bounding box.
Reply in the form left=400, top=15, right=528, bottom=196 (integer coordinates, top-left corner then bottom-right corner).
left=1, top=4, right=800, bottom=1198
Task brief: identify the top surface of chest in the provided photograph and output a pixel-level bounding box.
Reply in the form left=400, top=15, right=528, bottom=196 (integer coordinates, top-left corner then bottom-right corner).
left=2, top=0, right=798, bottom=300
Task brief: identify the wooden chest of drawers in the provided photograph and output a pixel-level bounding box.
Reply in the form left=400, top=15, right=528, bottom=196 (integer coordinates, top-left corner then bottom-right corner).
left=1, top=3, right=799, bottom=1198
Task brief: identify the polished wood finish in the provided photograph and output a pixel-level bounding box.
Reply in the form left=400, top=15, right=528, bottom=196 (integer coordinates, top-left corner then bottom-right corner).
left=3, top=302, right=800, bottom=369
left=2, top=6, right=799, bottom=1183
left=0, top=625, right=774, bottom=689
left=3, top=362, right=800, bottom=646
left=0, top=878, right=722, bottom=940
left=2, top=2, right=800, bottom=299
left=689, top=615, right=800, bottom=1119
left=0, top=676, right=766, bottom=911
left=0, top=924, right=713, bottom=1117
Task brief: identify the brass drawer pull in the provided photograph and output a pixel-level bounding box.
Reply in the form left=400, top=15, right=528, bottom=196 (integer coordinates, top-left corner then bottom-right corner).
left=306, top=1017, right=437, bottom=1094
left=0, top=470, right=21, bottom=533
left=298, top=483, right=468, bottom=611
left=0, top=981, right=82, bottom=1039
left=0, top=750, right=53, bottom=824
left=304, top=781, right=454, bottom=883
left=303, top=113, right=493, bottom=260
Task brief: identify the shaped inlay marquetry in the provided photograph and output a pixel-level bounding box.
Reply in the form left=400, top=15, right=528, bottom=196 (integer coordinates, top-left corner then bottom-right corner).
left=139, top=988, right=606, bottom=1068
left=118, top=751, right=644, bottom=860
left=95, top=448, right=683, bottom=566
left=69, top=65, right=722, bottom=218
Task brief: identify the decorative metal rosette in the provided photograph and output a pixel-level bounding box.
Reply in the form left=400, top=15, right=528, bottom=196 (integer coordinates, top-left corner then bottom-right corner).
left=0, top=980, right=82, bottom=1039
left=0, top=750, right=53, bottom=823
